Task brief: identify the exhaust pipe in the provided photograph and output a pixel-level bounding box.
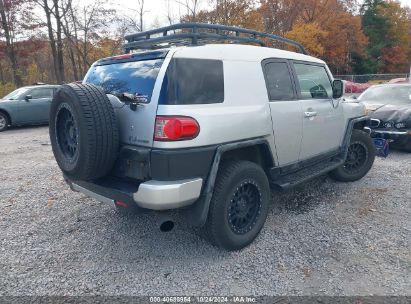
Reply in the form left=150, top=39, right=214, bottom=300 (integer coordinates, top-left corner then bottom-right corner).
left=156, top=213, right=175, bottom=232
left=160, top=220, right=175, bottom=232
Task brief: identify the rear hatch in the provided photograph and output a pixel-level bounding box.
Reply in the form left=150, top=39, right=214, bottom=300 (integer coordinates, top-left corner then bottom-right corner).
left=83, top=50, right=169, bottom=148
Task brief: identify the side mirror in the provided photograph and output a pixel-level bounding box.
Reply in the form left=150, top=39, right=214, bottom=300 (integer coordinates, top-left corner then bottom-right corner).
left=332, top=80, right=344, bottom=99
left=25, top=95, right=32, bottom=101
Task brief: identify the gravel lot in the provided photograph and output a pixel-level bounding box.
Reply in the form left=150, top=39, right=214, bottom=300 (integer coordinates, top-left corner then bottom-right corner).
left=1, top=126, right=410, bottom=296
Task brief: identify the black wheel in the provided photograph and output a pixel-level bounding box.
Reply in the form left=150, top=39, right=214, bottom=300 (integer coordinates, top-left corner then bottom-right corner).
left=0, top=112, right=9, bottom=132
left=205, top=161, right=270, bottom=251
left=49, top=83, right=119, bottom=181
left=329, top=129, right=375, bottom=182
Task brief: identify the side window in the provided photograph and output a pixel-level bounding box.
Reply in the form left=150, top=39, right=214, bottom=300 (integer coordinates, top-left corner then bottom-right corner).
left=293, top=63, right=332, bottom=99
left=263, top=62, right=295, bottom=100
left=30, top=88, right=54, bottom=99
left=160, top=58, right=224, bottom=105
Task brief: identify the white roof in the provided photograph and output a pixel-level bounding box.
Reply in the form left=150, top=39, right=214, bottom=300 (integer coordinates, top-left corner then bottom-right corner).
left=171, top=44, right=324, bottom=64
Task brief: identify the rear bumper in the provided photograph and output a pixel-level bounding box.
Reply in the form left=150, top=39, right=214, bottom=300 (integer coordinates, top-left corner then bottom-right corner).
left=66, top=144, right=214, bottom=211
left=72, top=183, right=115, bottom=204
left=69, top=177, right=203, bottom=211
left=133, top=178, right=203, bottom=210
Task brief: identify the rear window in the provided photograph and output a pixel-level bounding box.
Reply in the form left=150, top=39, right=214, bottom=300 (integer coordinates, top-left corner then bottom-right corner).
left=159, top=58, right=224, bottom=105
left=84, top=59, right=164, bottom=103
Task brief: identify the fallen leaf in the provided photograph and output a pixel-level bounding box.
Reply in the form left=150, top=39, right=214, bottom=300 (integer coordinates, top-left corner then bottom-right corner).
left=47, top=199, right=55, bottom=208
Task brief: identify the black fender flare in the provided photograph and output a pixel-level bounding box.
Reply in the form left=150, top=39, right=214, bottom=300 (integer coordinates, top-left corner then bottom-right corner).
left=181, top=137, right=275, bottom=227
left=341, top=116, right=371, bottom=158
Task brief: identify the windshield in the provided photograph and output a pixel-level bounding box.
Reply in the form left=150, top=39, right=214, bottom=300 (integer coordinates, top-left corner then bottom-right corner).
left=359, top=85, right=411, bottom=105
left=84, top=59, right=164, bottom=103
left=2, top=87, right=30, bottom=100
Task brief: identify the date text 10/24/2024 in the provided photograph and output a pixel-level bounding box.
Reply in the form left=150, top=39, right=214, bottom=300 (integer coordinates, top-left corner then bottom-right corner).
left=149, top=296, right=257, bottom=303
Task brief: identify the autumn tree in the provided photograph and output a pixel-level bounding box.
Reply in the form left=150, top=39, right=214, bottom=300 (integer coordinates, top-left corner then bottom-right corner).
left=259, top=0, right=368, bottom=73
left=175, top=0, right=202, bottom=21
left=33, top=0, right=67, bottom=83
left=124, top=0, right=146, bottom=32
left=0, top=0, right=26, bottom=86
left=1, top=0, right=410, bottom=96
left=285, top=22, right=327, bottom=57
left=377, top=0, right=411, bottom=72
left=259, top=0, right=301, bottom=34
left=196, top=0, right=260, bottom=29
left=360, top=0, right=411, bottom=73
left=59, top=0, right=116, bottom=80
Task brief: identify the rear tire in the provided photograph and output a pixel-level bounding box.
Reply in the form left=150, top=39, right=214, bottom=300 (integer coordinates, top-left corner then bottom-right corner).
left=205, top=161, right=270, bottom=251
left=329, top=129, right=375, bottom=182
left=49, top=83, right=119, bottom=181
left=0, top=112, right=9, bottom=132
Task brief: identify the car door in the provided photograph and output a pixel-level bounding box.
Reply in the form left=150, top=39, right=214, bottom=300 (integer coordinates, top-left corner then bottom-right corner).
left=24, top=87, right=54, bottom=123
left=291, top=62, right=345, bottom=160
left=262, top=59, right=302, bottom=166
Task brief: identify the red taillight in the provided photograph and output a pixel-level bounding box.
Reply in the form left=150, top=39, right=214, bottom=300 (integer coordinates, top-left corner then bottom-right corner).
left=154, top=116, right=200, bottom=141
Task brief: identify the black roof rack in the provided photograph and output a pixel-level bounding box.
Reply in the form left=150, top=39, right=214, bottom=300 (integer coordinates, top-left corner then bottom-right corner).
left=124, top=23, right=307, bottom=55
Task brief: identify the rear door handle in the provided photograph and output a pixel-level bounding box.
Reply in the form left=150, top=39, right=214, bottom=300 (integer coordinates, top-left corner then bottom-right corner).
left=304, top=111, right=318, bottom=118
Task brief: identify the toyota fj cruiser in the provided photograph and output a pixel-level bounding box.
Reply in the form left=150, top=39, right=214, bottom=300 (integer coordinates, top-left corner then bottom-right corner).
left=49, top=23, right=375, bottom=250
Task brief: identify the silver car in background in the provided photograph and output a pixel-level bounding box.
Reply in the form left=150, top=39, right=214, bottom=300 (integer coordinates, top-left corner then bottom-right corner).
left=0, top=84, right=60, bottom=132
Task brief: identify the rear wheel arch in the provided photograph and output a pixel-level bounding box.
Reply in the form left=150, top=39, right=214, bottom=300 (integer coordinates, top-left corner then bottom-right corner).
left=220, top=142, right=274, bottom=173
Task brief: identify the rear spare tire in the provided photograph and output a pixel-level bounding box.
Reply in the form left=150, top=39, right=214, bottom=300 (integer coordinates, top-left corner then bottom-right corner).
left=49, top=83, right=119, bottom=181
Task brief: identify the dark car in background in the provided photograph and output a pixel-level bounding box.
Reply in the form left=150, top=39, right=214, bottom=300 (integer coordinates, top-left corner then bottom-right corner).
left=358, top=83, right=411, bottom=152
left=0, top=84, right=60, bottom=132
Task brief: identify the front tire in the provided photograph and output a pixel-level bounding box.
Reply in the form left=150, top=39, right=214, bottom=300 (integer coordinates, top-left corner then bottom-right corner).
left=205, top=161, right=270, bottom=251
left=329, top=129, right=375, bottom=182
left=0, top=112, right=9, bottom=132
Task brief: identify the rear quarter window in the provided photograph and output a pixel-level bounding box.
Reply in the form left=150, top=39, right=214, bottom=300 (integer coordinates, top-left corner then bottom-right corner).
left=263, top=61, right=295, bottom=100
left=159, top=58, right=224, bottom=105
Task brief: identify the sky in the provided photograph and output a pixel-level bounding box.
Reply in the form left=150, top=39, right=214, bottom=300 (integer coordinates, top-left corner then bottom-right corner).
left=107, top=0, right=411, bottom=31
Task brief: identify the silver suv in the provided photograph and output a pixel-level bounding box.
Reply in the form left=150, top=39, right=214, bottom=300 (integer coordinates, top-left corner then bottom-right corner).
left=49, top=23, right=375, bottom=250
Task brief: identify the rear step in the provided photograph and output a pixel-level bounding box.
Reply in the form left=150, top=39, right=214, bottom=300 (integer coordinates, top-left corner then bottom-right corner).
left=67, top=175, right=141, bottom=206
left=271, top=157, right=345, bottom=189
